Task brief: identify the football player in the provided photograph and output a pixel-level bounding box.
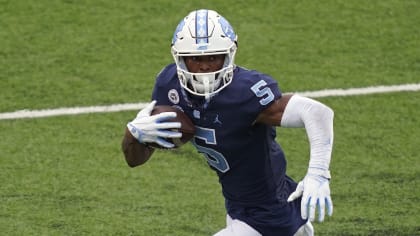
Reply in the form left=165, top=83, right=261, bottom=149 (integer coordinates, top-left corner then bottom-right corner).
left=122, top=9, right=334, bottom=236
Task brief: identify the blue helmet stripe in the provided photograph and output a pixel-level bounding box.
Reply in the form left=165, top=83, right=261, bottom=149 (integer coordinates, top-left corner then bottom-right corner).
left=195, top=9, right=209, bottom=45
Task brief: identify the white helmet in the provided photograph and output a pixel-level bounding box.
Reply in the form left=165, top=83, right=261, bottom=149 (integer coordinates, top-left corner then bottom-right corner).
left=171, top=9, right=238, bottom=98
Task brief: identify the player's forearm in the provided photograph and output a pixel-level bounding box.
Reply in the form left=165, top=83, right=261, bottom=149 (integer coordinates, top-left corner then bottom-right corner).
left=121, top=128, right=154, bottom=167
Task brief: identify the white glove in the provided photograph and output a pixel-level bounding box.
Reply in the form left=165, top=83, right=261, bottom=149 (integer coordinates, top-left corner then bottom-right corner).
left=127, top=100, right=182, bottom=148
left=287, top=169, right=333, bottom=222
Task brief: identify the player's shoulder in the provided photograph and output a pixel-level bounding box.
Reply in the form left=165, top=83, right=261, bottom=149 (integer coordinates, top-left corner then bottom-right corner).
left=233, top=66, right=278, bottom=88
left=217, top=66, right=281, bottom=110
left=232, top=66, right=277, bottom=91
left=155, top=63, right=178, bottom=86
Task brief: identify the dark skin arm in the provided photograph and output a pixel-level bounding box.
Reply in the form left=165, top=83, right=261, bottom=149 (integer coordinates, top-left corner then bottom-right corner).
left=255, top=94, right=293, bottom=126
left=121, top=128, right=155, bottom=167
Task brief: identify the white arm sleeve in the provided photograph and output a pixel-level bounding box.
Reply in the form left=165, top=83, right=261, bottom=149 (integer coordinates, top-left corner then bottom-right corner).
left=280, top=95, right=334, bottom=173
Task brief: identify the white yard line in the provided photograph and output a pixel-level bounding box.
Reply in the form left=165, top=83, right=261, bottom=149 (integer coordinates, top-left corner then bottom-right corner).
left=294, top=83, right=420, bottom=98
left=1, top=83, right=419, bottom=120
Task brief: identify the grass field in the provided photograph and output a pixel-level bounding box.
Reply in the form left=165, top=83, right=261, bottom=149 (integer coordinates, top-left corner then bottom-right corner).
left=1, top=0, right=419, bottom=235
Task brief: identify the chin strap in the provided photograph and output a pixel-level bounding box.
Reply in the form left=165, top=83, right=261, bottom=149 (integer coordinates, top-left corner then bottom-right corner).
left=280, top=95, right=334, bottom=171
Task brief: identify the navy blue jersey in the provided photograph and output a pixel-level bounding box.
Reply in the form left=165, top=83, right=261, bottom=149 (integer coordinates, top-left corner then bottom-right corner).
left=151, top=64, right=306, bottom=235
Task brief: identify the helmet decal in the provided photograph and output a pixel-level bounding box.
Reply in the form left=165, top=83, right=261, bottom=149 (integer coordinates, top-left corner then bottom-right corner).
left=219, top=16, right=236, bottom=42
left=172, top=19, right=186, bottom=45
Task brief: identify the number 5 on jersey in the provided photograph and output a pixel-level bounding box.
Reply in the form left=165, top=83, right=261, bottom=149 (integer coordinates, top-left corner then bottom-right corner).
left=193, top=126, right=230, bottom=173
left=251, top=80, right=274, bottom=105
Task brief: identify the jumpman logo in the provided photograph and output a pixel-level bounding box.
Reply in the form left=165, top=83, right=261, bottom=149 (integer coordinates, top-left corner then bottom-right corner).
left=213, top=114, right=222, bottom=125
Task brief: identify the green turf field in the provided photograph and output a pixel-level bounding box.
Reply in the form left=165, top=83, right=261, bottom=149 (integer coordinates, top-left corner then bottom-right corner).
left=1, top=0, right=419, bottom=235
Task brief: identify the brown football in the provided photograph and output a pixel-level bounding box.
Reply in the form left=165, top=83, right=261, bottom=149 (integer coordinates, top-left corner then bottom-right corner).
left=148, top=105, right=195, bottom=149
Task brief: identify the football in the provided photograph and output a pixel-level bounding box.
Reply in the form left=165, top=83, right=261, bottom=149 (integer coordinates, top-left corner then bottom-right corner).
left=149, top=105, right=195, bottom=149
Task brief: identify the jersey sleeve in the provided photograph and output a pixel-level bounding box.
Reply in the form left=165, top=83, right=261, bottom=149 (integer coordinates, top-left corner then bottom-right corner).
left=234, top=70, right=282, bottom=123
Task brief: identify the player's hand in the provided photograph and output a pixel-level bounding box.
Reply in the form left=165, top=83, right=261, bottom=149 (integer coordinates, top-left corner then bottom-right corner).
left=287, top=170, right=333, bottom=222
left=127, top=100, right=182, bottom=148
